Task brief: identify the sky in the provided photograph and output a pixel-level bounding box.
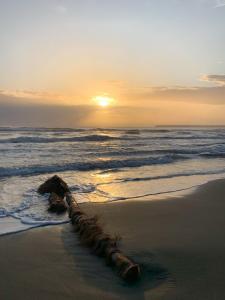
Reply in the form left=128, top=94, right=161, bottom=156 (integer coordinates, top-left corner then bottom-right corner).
left=0, top=0, right=225, bottom=127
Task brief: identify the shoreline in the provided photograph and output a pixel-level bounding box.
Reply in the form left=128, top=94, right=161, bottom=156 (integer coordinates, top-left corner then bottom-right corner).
left=0, top=176, right=215, bottom=237
left=1, top=178, right=225, bottom=299
left=0, top=172, right=221, bottom=238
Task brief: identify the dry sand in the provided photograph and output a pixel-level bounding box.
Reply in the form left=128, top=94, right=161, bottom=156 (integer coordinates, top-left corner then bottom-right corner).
left=1, top=179, right=225, bottom=299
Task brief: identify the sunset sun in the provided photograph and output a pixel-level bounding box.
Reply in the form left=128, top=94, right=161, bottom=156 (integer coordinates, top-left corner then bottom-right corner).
left=93, top=96, right=114, bottom=107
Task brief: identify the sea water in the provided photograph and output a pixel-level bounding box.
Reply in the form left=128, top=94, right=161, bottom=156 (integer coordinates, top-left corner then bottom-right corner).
left=1, top=126, right=225, bottom=235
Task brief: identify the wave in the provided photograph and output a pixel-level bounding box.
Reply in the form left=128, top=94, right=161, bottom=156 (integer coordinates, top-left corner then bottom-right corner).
left=86, top=145, right=225, bottom=158
left=0, top=134, right=118, bottom=144
left=141, top=129, right=171, bottom=133
left=0, top=127, right=89, bottom=132
left=99, top=148, right=201, bottom=157
left=2, top=134, right=225, bottom=145
left=124, top=129, right=140, bottom=134
left=201, top=153, right=225, bottom=158
left=136, top=135, right=225, bottom=140
left=1, top=149, right=225, bottom=178
left=0, top=127, right=169, bottom=134
left=122, top=134, right=225, bottom=141
left=0, top=154, right=188, bottom=178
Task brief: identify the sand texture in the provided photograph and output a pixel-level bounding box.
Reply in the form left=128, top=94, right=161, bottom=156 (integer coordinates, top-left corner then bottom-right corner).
left=1, top=179, right=225, bottom=299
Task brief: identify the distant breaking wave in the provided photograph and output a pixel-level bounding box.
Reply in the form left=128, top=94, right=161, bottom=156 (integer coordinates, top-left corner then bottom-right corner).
left=1, top=133, right=225, bottom=144
left=1, top=151, right=225, bottom=178
left=0, top=154, right=188, bottom=178
left=0, top=134, right=118, bottom=144
left=0, top=127, right=89, bottom=132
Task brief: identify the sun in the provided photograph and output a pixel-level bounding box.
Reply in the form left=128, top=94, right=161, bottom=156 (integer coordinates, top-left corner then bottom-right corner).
left=92, top=95, right=114, bottom=107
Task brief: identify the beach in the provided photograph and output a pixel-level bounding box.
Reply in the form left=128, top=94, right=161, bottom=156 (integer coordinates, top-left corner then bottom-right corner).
left=1, top=0, right=225, bottom=298
left=1, top=178, right=225, bottom=299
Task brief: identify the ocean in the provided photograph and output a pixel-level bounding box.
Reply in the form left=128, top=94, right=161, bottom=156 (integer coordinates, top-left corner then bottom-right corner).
left=1, top=126, right=225, bottom=235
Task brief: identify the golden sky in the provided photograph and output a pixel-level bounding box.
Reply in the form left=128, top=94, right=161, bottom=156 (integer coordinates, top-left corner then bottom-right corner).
left=0, top=0, right=225, bottom=127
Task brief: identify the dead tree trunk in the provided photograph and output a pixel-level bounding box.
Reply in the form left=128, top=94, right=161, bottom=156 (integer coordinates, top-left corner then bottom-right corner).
left=38, top=175, right=141, bottom=282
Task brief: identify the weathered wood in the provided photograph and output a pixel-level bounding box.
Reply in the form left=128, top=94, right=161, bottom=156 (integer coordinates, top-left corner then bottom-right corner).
left=38, top=175, right=69, bottom=197
left=38, top=175, right=141, bottom=282
left=38, top=175, right=68, bottom=213
left=48, top=192, right=67, bottom=213
left=65, top=192, right=141, bottom=282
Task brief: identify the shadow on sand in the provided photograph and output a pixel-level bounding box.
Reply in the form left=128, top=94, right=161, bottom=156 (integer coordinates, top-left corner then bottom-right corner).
left=61, top=225, right=172, bottom=299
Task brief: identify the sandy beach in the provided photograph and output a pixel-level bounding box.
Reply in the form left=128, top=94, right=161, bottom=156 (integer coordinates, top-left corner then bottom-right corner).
left=1, top=178, right=225, bottom=300
left=1, top=0, right=225, bottom=298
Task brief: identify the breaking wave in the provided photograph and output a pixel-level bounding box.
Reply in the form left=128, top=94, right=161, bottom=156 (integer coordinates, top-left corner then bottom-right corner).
left=0, top=154, right=188, bottom=178
left=0, top=134, right=118, bottom=144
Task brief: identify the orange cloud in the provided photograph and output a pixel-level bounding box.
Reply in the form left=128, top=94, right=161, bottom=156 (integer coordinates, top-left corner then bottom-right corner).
left=200, top=74, right=225, bottom=86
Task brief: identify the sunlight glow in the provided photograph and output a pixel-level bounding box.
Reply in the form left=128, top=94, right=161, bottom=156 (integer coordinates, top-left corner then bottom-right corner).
left=92, top=95, right=114, bottom=107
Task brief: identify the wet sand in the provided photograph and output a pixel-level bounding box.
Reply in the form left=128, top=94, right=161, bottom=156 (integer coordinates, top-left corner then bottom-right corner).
left=1, top=179, right=225, bottom=299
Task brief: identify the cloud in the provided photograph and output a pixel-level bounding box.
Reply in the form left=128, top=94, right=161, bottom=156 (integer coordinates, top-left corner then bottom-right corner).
left=0, top=89, right=74, bottom=105
left=124, top=85, right=225, bottom=105
left=122, top=74, right=225, bottom=105
left=1, top=92, right=225, bottom=126
left=1, top=78, right=225, bottom=110
left=0, top=91, right=155, bottom=127
left=200, top=74, right=225, bottom=85
left=0, top=103, right=94, bottom=127
left=0, top=101, right=161, bottom=127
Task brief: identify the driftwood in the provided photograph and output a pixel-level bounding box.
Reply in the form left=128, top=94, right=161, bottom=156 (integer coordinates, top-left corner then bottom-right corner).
left=38, top=175, right=141, bottom=282
left=38, top=175, right=68, bottom=213
left=48, top=192, right=67, bottom=213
